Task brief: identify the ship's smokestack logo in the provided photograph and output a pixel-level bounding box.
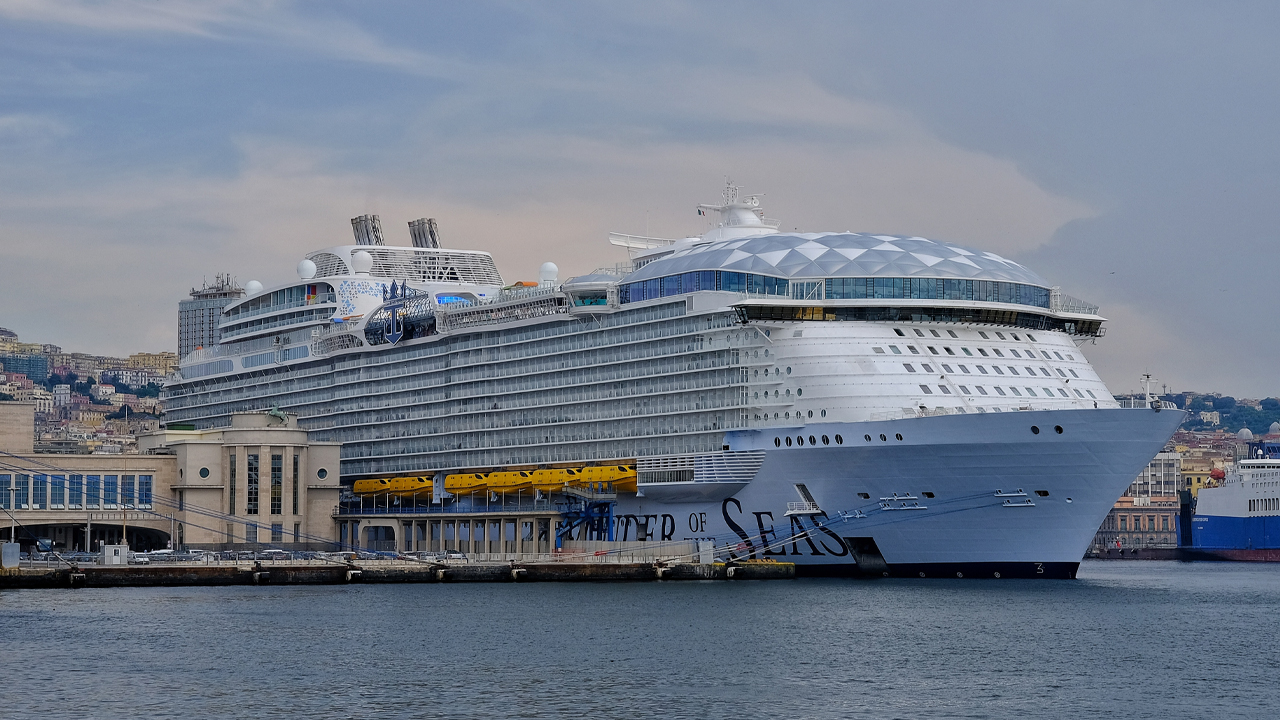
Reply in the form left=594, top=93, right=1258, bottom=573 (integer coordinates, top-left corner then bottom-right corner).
left=383, top=280, right=405, bottom=344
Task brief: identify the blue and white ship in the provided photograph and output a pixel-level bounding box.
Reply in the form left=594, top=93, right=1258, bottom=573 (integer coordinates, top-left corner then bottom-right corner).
left=163, top=186, right=1184, bottom=578
left=1191, top=441, right=1280, bottom=561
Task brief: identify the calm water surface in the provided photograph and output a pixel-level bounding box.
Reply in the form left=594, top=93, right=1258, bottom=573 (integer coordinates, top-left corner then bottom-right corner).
left=2, top=561, right=1278, bottom=719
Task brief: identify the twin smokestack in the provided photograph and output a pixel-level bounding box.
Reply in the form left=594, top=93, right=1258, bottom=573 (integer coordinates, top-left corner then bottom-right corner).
left=351, top=214, right=441, bottom=249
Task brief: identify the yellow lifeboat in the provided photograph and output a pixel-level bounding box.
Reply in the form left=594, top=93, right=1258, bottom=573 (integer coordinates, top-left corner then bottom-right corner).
left=487, top=470, right=533, bottom=493
left=530, top=468, right=580, bottom=492
left=352, top=476, right=433, bottom=497
left=387, top=476, right=432, bottom=497
left=574, top=464, right=636, bottom=492
left=444, top=472, right=489, bottom=495
left=352, top=477, right=392, bottom=495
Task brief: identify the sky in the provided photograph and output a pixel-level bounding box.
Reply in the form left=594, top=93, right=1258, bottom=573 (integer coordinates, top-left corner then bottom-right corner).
left=1, top=1, right=1277, bottom=397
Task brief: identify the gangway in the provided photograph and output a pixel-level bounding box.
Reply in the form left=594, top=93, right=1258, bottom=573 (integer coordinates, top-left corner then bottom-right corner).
left=555, top=482, right=616, bottom=547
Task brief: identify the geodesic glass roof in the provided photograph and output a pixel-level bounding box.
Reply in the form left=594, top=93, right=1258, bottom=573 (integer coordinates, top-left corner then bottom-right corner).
left=623, top=233, right=1049, bottom=287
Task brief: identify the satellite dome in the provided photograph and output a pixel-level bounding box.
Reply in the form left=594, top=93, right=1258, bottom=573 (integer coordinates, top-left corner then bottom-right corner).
left=297, top=259, right=317, bottom=280
left=244, top=280, right=263, bottom=295
left=351, top=250, right=374, bottom=274
left=1238, top=427, right=1254, bottom=440
left=539, top=262, right=559, bottom=283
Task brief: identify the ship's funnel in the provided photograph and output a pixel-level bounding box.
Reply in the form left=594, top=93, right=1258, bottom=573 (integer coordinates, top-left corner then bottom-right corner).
left=409, top=218, right=441, bottom=249
left=351, top=214, right=385, bottom=246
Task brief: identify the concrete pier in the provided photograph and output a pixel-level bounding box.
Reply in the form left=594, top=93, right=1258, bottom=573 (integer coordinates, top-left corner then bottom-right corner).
left=0, top=559, right=794, bottom=589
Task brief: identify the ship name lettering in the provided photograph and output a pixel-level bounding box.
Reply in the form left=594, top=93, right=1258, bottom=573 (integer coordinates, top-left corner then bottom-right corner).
left=810, top=513, right=850, bottom=557
left=688, top=512, right=707, bottom=533
left=788, top=515, right=825, bottom=556
left=660, top=514, right=676, bottom=541
left=752, top=511, right=787, bottom=557
left=721, top=498, right=755, bottom=559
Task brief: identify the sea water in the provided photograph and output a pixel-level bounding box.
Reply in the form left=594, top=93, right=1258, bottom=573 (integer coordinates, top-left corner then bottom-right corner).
left=2, top=561, right=1277, bottom=719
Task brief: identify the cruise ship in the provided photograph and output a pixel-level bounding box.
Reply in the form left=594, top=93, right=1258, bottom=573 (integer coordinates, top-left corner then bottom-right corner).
left=164, top=187, right=1184, bottom=578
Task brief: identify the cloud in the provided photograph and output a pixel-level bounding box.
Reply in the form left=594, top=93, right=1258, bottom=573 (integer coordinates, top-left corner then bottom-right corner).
left=0, top=0, right=463, bottom=78
left=0, top=113, right=69, bottom=139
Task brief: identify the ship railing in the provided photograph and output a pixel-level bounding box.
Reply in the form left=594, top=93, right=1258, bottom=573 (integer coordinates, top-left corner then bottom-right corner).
left=591, top=263, right=635, bottom=277
left=558, top=540, right=699, bottom=563
left=494, top=285, right=562, bottom=302
left=437, top=293, right=568, bottom=333
left=222, top=293, right=337, bottom=325
left=220, top=311, right=334, bottom=341
left=180, top=345, right=228, bottom=364
left=333, top=500, right=558, bottom=516
left=1050, top=288, right=1100, bottom=315
left=1117, top=398, right=1179, bottom=410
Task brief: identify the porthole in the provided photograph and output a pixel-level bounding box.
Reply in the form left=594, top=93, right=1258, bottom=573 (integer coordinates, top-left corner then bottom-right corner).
left=1054, top=425, right=1064, bottom=434
left=809, top=435, right=817, bottom=445
left=1035, top=490, right=1049, bottom=497
left=199, top=467, right=210, bottom=479
left=317, top=468, right=328, bottom=479
left=774, top=437, right=781, bottom=447
left=784, top=411, right=791, bottom=419
left=880, top=434, right=888, bottom=442
left=786, top=367, right=792, bottom=374
left=835, top=435, right=843, bottom=445
left=807, top=410, right=813, bottom=418
left=1066, top=497, right=1073, bottom=503
left=864, top=434, right=872, bottom=442
left=895, top=433, right=903, bottom=441
left=785, top=437, right=793, bottom=447
left=821, top=409, right=827, bottom=418
left=786, top=389, right=791, bottom=397
left=822, top=435, right=830, bottom=445
left=797, top=388, right=803, bottom=396
left=1031, top=426, right=1040, bottom=434
left=797, top=436, right=804, bottom=446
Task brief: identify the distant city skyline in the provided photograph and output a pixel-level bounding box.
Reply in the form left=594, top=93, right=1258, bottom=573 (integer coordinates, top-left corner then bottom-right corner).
left=1, top=2, right=1278, bottom=396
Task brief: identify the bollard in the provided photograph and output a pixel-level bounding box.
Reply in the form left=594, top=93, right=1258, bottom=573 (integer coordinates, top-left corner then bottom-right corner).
left=434, top=569, right=447, bottom=582
left=510, top=568, right=526, bottom=582
left=345, top=570, right=362, bottom=583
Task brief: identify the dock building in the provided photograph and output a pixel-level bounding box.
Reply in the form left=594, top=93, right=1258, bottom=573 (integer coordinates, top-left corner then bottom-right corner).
left=0, top=401, right=342, bottom=553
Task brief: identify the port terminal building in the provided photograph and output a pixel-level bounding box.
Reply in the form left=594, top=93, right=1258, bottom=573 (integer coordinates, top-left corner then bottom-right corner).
left=0, top=401, right=342, bottom=553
